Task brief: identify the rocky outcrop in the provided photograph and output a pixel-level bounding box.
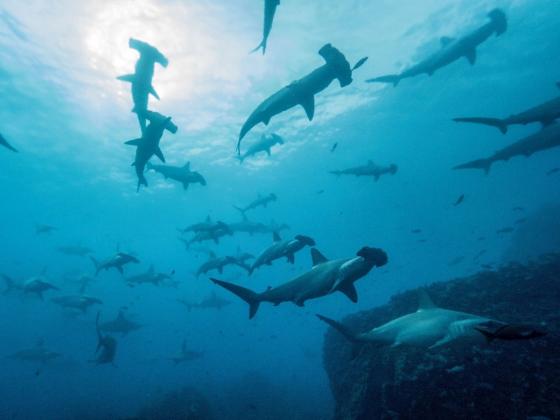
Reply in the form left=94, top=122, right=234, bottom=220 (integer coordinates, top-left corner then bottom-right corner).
left=134, top=386, right=214, bottom=420
left=322, top=254, right=560, bottom=420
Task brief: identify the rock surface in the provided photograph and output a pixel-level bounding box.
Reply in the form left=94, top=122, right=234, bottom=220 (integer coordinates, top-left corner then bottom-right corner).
left=322, top=254, right=560, bottom=420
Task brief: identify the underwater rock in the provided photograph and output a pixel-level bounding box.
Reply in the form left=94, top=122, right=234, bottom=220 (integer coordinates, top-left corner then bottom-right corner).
left=322, top=253, right=560, bottom=420
left=134, top=386, right=214, bottom=420
left=503, top=203, right=560, bottom=263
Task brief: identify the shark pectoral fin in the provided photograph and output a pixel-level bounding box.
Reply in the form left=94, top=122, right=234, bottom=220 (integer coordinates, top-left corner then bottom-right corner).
left=300, top=96, right=315, bottom=121
left=149, top=85, right=160, bottom=100
left=182, top=182, right=189, bottom=190
left=124, top=138, right=141, bottom=146
left=117, top=266, right=124, bottom=275
left=429, top=335, right=453, bottom=349
left=117, top=74, right=135, bottom=83
left=293, top=298, right=305, bottom=307
left=465, top=49, right=477, bottom=65
left=286, top=253, right=295, bottom=264
left=374, top=174, right=380, bottom=182
left=266, top=148, right=271, bottom=156
left=154, top=147, right=165, bottom=163
left=273, top=231, right=281, bottom=242
left=338, top=283, right=358, bottom=302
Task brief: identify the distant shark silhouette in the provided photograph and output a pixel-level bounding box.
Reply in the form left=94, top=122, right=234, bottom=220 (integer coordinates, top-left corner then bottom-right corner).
left=0, top=133, right=17, bottom=152
left=238, top=133, right=284, bottom=163
left=124, top=111, right=177, bottom=191
left=92, top=312, right=117, bottom=365
left=249, top=232, right=315, bottom=274
left=147, top=161, right=206, bottom=190
left=454, top=123, right=560, bottom=174
left=454, top=82, right=560, bottom=133
left=98, top=310, right=142, bottom=336
left=169, top=339, right=204, bottom=364
left=251, top=0, right=280, bottom=55
left=367, top=9, right=507, bottom=86
left=117, top=38, right=168, bottom=134
left=330, top=161, right=398, bottom=181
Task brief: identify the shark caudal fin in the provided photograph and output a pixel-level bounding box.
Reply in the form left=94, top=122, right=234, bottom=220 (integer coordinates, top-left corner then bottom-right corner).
left=90, top=257, right=101, bottom=276
left=488, top=8, right=507, bottom=36
left=250, top=39, right=267, bottom=55
left=316, top=314, right=363, bottom=343
left=365, top=74, right=401, bottom=87
left=210, top=278, right=260, bottom=319
left=453, top=117, right=507, bottom=134
left=1, top=275, right=15, bottom=294
left=453, top=158, right=493, bottom=174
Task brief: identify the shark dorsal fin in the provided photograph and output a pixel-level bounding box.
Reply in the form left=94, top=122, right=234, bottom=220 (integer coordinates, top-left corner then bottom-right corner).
left=273, top=231, right=281, bottom=242
left=311, top=248, right=328, bottom=266
left=440, top=37, right=454, bottom=47
left=418, top=289, right=437, bottom=311
left=184, top=162, right=191, bottom=171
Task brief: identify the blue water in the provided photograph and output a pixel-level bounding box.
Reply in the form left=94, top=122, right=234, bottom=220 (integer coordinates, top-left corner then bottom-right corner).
left=1, top=1, right=560, bottom=418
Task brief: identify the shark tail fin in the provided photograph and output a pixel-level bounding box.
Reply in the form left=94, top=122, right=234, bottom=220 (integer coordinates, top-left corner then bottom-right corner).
left=453, top=117, right=507, bottom=134
left=453, top=158, right=492, bottom=175
left=366, top=74, right=400, bottom=87
left=250, top=39, right=267, bottom=55
left=90, top=257, right=101, bottom=276
left=233, top=205, right=246, bottom=215
left=210, top=278, right=260, bottom=319
left=488, top=8, right=507, bottom=36
left=316, top=314, right=363, bottom=344
left=137, top=174, right=148, bottom=192
left=1, top=275, right=14, bottom=294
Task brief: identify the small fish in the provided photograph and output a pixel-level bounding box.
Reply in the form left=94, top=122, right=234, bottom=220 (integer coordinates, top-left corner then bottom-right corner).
left=411, top=229, right=422, bottom=234
left=453, top=194, right=465, bottom=206
left=330, top=142, right=338, bottom=153
left=546, top=167, right=560, bottom=176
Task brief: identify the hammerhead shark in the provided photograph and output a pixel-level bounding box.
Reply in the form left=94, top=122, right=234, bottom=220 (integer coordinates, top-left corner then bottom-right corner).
left=51, top=295, right=102, bottom=313
left=124, top=111, right=178, bottom=191
left=0, top=133, right=17, bottom=152
left=196, top=253, right=238, bottom=278
left=238, top=43, right=368, bottom=150
left=117, top=38, right=168, bottom=133
left=317, top=290, right=493, bottom=349
left=98, top=310, right=142, bottom=336
left=211, top=246, right=387, bottom=319
left=330, top=161, right=398, bottom=181
left=251, top=0, right=280, bottom=55
left=147, top=161, right=206, bottom=190
left=177, top=292, right=232, bottom=312
left=57, top=245, right=93, bottom=258
left=228, top=215, right=289, bottom=236
left=238, top=133, right=284, bottom=162
left=92, top=312, right=117, bottom=365
left=454, top=82, right=560, bottom=133
left=90, top=252, right=139, bottom=276
left=179, top=216, right=229, bottom=234
left=234, top=193, right=277, bottom=215
left=7, top=339, right=60, bottom=365
left=454, top=122, right=560, bottom=174
left=366, top=9, right=507, bottom=86
left=125, top=265, right=174, bottom=286
left=249, top=232, right=316, bottom=274
left=170, top=340, right=204, bottom=364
